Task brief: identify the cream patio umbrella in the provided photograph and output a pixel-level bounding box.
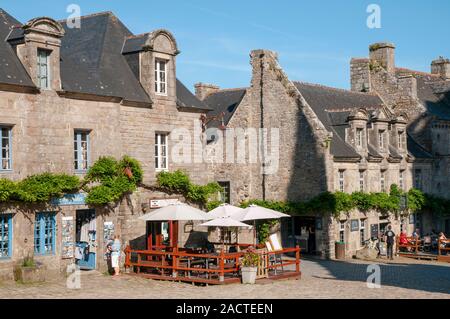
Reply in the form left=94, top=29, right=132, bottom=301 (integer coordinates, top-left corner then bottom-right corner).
left=200, top=217, right=251, bottom=251
left=139, top=203, right=212, bottom=221
left=207, top=203, right=244, bottom=218
left=229, top=204, right=290, bottom=245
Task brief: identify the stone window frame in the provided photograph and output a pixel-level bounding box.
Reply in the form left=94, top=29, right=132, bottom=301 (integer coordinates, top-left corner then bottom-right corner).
left=34, top=212, right=56, bottom=256
left=0, top=126, right=12, bottom=171
left=155, top=132, right=169, bottom=172
left=154, top=58, right=168, bottom=96
left=74, top=130, right=91, bottom=173
left=0, top=214, right=12, bottom=259
left=37, top=48, right=51, bottom=90
left=359, top=219, right=366, bottom=246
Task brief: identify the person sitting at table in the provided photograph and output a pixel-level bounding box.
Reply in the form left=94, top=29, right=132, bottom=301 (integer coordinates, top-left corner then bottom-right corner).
left=439, top=232, right=449, bottom=255
left=399, top=231, right=409, bottom=252
left=412, top=228, right=420, bottom=239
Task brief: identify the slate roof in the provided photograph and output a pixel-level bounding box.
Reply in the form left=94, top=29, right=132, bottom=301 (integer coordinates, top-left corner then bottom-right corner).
left=204, top=88, right=247, bottom=127
left=294, top=82, right=384, bottom=159
left=0, top=9, right=205, bottom=110
left=0, top=8, right=35, bottom=88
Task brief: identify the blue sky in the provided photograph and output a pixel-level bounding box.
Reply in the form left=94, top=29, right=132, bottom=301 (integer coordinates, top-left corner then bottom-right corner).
left=2, top=0, right=450, bottom=91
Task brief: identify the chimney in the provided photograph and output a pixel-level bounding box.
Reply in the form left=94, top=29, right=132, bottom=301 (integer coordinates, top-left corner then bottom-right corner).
left=398, top=75, right=417, bottom=100
left=350, top=58, right=371, bottom=92
left=431, top=57, right=450, bottom=80
left=194, top=83, right=220, bottom=100
left=369, top=42, right=396, bottom=74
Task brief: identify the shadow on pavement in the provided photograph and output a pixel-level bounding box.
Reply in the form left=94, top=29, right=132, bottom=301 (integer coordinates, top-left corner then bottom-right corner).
left=302, top=256, right=450, bottom=294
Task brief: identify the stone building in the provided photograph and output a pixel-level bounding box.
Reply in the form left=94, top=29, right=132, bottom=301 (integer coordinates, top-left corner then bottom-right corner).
left=0, top=9, right=211, bottom=280
left=198, top=46, right=448, bottom=258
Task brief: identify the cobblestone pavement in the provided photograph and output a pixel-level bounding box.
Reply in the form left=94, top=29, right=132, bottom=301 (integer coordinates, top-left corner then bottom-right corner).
left=1, top=257, right=449, bottom=299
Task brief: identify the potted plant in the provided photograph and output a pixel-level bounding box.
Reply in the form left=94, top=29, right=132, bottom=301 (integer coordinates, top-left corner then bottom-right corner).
left=13, top=255, right=46, bottom=283
left=240, top=248, right=259, bottom=284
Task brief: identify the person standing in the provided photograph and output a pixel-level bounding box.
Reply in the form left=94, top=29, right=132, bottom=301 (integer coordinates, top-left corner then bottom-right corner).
left=384, top=225, right=396, bottom=260
left=111, top=235, right=122, bottom=276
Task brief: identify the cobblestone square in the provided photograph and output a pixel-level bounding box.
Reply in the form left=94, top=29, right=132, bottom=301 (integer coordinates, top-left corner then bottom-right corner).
left=1, top=257, right=449, bottom=299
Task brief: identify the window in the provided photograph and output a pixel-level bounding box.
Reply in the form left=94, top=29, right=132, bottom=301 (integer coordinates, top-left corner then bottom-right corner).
left=37, top=49, right=50, bottom=89
left=338, top=170, right=345, bottom=192
left=414, top=169, right=422, bottom=190
left=378, top=130, right=386, bottom=150
left=356, top=128, right=364, bottom=148
left=218, top=181, right=231, bottom=204
left=339, top=221, right=346, bottom=243
left=74, top=130, right=90, bottom=171
left=360, top=219, right=366, bottom=246
left=398, top=131, right=406, bottom=150
left=34, top=212, right=56, bottom=255
left=399, top=170, right=405, bottom=190
left=155, top=59, right=167, bottom=95
left=155, top=133, right=168, bottom=171
left=380, top=170, right=386, bottom=192
left=1, top=127, right=12, bottom=171
left=359, top=170, right=365, bottom=192
left=0, top=215, right=12, bottom=258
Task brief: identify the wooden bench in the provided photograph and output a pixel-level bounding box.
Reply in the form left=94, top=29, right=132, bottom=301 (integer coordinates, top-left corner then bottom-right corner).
left=396, top=237, right=421, bottom=255
left=438, top=239, right=450, bottom=263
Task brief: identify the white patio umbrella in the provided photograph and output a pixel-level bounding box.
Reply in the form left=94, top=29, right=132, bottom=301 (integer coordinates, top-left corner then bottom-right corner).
left=200, top=217, right=251, bottom=251
left=139, top=203, right=212, bottom=221
left=208, top=203, right=244, bottom=218
left=230, top=204, right=290, bottom=245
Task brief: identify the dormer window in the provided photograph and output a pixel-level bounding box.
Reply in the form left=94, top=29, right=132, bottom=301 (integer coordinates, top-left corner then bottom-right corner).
left=356, top=128, right=364, bottom=148
left=37, top=49, right=51, bottom=89
left=155, top=59, right=167, bottom=95
left=378, top=130, right=386, bottom=150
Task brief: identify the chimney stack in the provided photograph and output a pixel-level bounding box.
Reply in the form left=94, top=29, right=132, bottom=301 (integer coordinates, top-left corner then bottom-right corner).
left=194, top=83, right=220, bottom=100
left=431, top=57, right=450, bottom=80
left=369, top=42, right=396, bottom=74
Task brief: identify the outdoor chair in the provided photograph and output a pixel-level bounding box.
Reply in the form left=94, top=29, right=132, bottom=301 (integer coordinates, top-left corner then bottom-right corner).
left=422, top=236, right=432, bottom=252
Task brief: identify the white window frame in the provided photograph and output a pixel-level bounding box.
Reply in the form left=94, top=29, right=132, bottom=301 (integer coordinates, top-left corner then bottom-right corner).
left=399, top=170, right=404, bottom=190
left=37, top=49, right=51, bottom=90
left=155, top=59, right=167, bottom=95
left=359, top=170, right=365, bottom=192
left=398, top=130, right=405, bottom=150
left=155, top=133, right=169, bottom=172
left=360, top=219, right=366, bottom=246
left=380, top=170, right=386, bottom=192
left=74, top=130, right=90, bottom=172
left=339, top=221, right=346, bottom=243
left=356, top=128, right=364, bottom=148
left=0, top=127, right=12, bottom=171
left=338, top=170, right=345, bottom=192
left=378, top=130, right=385, bottom=150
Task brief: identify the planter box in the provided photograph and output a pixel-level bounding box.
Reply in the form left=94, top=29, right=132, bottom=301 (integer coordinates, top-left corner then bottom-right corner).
left=241, top=267, right=257, bottom=284
left=13, top=264, right=47, bottom=283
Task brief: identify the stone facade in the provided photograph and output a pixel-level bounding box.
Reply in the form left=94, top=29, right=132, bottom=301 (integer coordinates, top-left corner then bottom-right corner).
left=0, top=12, right=210, bottom=280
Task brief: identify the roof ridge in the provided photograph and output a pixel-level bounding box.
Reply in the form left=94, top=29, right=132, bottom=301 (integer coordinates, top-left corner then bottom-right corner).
left=395, top=67, right=441, bottom=78
left=293, top=81, right=379, bottom=96
left=57, top=11, right=113, bottom=23
left=215, top=87, right=248, bottom=93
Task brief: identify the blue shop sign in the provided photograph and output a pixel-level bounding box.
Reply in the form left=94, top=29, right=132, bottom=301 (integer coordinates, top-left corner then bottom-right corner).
left=51, top=193, right=87, bottom=206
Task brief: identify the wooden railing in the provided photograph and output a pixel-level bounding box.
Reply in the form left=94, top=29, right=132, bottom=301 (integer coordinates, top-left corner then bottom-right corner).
left=396, top=237, right=421, bottom=254
left=124, top=245, right=301, bottom=284
left=438, top=239, right=450, bottom=260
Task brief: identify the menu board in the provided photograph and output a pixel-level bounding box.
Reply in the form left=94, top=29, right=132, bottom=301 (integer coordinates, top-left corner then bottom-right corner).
left=103, top=222, right=115, bottom=260
left=61, top=216, right=74, bottom=259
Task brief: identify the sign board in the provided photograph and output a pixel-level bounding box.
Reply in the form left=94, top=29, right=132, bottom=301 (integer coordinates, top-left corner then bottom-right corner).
left=350, top=219, right=359, bottom=232
left=370, top=224, right=379, bottom=239
left=150, top=198, right=179, bottom=209
left=51, top=193, right=86, bottom=206
left=61, top=216, right=74, bottom=259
